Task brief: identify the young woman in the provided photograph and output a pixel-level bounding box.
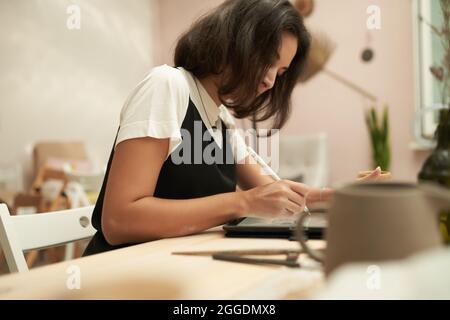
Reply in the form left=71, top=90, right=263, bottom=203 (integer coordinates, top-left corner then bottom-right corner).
left=83, top=0, right=380, bottom=256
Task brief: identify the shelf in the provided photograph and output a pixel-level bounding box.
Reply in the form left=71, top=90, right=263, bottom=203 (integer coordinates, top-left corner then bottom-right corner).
left=409, top=141, right=435, bottom=151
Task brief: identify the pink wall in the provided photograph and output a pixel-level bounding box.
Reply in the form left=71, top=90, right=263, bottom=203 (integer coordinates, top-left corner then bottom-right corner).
left=154, top=0, right=431, bottom=185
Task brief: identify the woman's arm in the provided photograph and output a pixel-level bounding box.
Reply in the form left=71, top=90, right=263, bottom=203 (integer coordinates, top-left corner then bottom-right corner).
left=235, top=144, right=383, bottom=207
left=101, top=137, right=246, bottom=245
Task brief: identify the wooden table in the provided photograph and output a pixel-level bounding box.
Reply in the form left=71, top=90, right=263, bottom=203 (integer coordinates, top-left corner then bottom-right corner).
left=0, top=228, right=325, bottom=299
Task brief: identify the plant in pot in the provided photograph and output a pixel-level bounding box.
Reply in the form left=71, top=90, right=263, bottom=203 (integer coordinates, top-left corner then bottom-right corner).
left=366, top=105, right=391, bottom=171
left=418, top=0, right=450, bottom=244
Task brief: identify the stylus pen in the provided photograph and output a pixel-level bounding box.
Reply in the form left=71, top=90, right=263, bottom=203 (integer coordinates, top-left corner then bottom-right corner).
left=246, top=145, right=310, bottom=214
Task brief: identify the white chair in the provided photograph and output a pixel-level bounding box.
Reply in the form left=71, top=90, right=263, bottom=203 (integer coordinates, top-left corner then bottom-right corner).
left=62, top=182, right=93, bottom=261
left=0, top=204, right=95, bottom=273
left=278, top=133, right=329, bottom=188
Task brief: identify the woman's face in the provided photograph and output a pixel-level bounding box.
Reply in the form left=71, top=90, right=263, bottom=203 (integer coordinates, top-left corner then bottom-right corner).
left=257, top=32, right=298, bottom=96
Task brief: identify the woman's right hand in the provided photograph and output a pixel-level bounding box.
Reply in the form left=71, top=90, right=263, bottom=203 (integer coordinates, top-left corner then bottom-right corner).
left=240, top=180, right=311, bottom=219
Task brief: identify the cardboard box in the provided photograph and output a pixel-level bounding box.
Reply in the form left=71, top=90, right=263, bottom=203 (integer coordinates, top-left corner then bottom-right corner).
left=33, top=141, right=88, bottom=174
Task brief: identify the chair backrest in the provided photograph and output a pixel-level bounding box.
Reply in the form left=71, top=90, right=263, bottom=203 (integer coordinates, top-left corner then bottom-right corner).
left=32, top=141, right=87, bottom=175
left=278, top=133, right=329, bottom=187
left=13, top=193, right=45, bottom=214
left=0, top=203, right=96, bottom=273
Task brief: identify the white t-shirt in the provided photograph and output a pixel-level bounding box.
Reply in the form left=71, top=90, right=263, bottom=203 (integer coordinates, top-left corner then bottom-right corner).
left=116, top=64, right=248, bottom=162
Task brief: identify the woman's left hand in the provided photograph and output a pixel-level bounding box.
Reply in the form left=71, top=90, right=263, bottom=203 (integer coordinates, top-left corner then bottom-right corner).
left=305, top=167, right=383, bottom=205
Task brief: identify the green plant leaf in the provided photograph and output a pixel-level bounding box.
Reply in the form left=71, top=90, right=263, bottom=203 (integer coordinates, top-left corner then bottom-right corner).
left=381, top=106, right=389, bottom=142
left=365, top=105, right=391, bottom=171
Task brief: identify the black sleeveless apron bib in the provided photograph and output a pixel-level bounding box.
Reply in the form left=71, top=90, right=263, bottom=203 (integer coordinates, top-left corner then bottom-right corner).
left=83, top=99, right=237, bottom=256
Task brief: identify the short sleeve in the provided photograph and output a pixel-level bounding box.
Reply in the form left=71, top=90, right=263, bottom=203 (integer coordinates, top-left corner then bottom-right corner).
left=116, top=65, right=190, bottom=159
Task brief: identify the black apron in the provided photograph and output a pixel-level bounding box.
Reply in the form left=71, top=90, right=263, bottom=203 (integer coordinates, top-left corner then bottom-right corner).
left=83, top=99, right=237, bottom=256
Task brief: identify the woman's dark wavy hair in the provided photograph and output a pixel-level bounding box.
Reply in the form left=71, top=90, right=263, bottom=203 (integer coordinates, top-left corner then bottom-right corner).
left=174, top=0, right=310, bottom=129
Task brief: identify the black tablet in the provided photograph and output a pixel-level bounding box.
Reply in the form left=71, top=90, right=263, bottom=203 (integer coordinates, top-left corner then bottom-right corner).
left=223, top=212, right=327, bottom=240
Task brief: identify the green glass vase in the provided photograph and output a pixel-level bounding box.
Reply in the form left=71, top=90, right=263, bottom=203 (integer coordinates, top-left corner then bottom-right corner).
left=418, top=108, right=450, bottom=244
